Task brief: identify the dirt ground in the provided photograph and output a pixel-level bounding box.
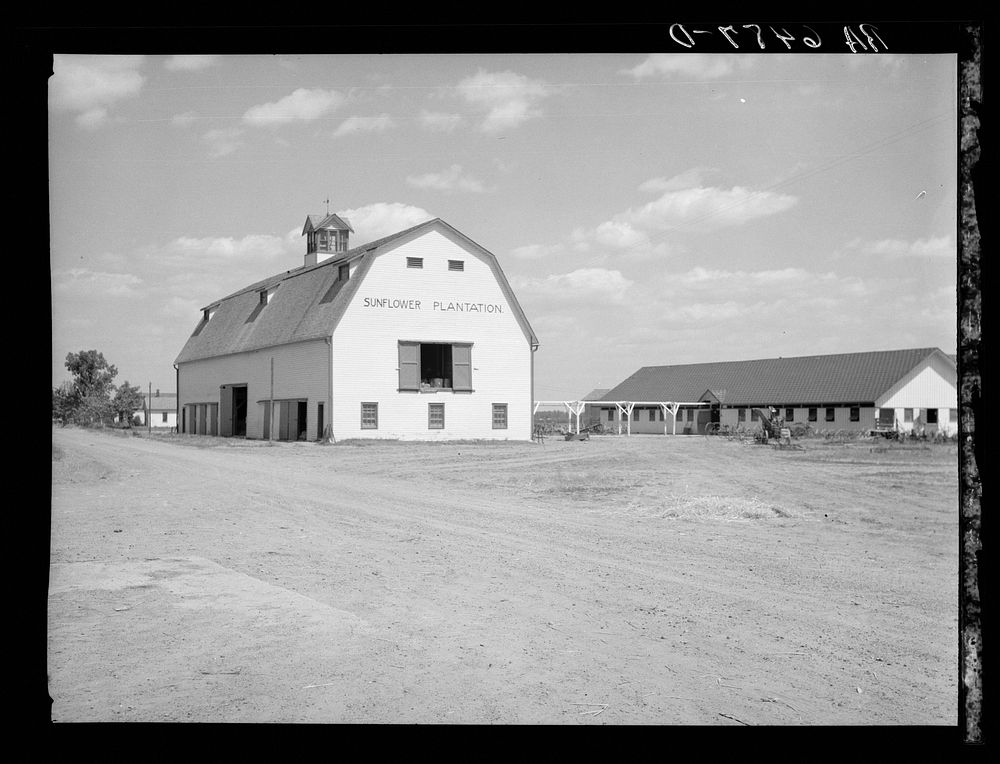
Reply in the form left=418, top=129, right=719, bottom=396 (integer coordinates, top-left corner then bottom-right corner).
left=47, top=425, right=959, bottom=725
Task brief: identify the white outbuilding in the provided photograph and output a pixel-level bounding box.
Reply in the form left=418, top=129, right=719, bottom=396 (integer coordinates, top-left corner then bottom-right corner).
left=174, top=215, right=539, bottom=441
left=596, top=347, right=958, bottom=436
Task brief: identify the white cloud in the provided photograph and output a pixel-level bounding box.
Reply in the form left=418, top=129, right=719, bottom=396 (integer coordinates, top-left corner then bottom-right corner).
left=623, top=54, right=756, bottom=80
left=163, top=295, right=204, bottom=319
left=202, top=127, right=245, bottom=157
left=49, top=55, right=145, bottom=127
left=510, top=242, right=565, bottom=261
left=678, top=266, right=819, bottom=289
left=638, top=168, right=719, bottom=193
left=332, top=114, right=395, bottom=138
left=171, top=111, right=199, bottom=128
left=52, top=268, right=143, bottom=296
left=337, top=203, right=434, bottom=244
left=593, top=220, right=648, bottom=249
left=406, top=164, right=489, bottom=193
left=419, top=110, right=465, bottom=132
left=162, top=234, right=290, bottom=263
left=615, top=184, right=798, bottom=233
left=243, top=88, right=345, bottom=126
left=856, top=236, right=954, bottom=259
left=512, top=268, right=633, bottom=305
left=164, top=55, right=220, bottom=72
left=76, top=108, right=110, bottom=130
left=455, top=69, right=550, bottom=133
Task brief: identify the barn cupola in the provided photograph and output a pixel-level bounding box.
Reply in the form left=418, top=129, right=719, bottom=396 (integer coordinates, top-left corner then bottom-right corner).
left=302, top=212, right=354, bottom=267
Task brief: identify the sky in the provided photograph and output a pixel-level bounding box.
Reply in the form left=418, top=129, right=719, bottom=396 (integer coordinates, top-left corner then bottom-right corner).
left=48, top=51, right=958, bottom=400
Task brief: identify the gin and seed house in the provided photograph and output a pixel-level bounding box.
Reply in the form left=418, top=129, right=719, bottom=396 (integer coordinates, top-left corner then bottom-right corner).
left=174, top=216, right=539, bottom=441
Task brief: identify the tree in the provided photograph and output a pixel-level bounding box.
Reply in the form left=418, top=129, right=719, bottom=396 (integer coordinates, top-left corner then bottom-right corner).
left=112, top=382, right=145, bottom=428
left=51, top=381, right=78, bottom=425
left=56, top=349, right=119, bottom=426
left=65, top=350, right=117, bottom=399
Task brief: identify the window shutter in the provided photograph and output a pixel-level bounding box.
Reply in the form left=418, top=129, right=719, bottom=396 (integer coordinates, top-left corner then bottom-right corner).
left=452, top=343, right=473, bottom=391
left=398, top=342, right=420, bottom=391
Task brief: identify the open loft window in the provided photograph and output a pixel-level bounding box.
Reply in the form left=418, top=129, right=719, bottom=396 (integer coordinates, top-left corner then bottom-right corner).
left=338, top=263, right=349, bottom=281
left=398, top=341, right=473, bottom=392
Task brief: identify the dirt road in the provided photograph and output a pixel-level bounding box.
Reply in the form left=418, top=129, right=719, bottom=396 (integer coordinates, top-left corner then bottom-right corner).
left=48, top=426, right=958, bottom=724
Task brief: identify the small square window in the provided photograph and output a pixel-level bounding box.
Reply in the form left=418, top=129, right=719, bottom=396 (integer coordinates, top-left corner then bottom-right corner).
left=649, top=409, right=656, bottom=422
left=361, top=402, right=378, bottom=429
left=751, top=409, right=759, bottom=421
left=407, top=257, right=424, bottom=269
left=904, top=408, right=913, bottom=422
left=607, top=408, right=614, bottom=422
left=850, top=407, right=860, bottom=422
left=785, top=407, right=794, bottom=420
left=162, top=411, right=168, bottom=422
left=949, top=408, right=958, bottom=421
left=448, top=260, right=465, bottom=271
left=808, top=408, right=817, bottom=422
left=492, top=403, right=508, bottom=429
left=825, top=407, right=835, bottom=422
left=428, top=402, right=445, bottom=429
left=926, top=408, right=939, bottom=424
left=738, top=408, right=746, bottom=422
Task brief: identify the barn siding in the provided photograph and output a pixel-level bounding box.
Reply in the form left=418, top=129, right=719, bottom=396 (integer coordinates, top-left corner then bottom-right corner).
left=878, top=356, right=957, bottom=409
left=178, top=339, right=329, bottom=439
left=331, top=228, right=532, bottom=440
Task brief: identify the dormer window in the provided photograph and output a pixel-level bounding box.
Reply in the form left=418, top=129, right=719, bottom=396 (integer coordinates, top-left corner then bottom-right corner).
left=204, top=307, right=216, bottom=322
left=338, top=263, right=350, bottom=281
left=260, top=287, right=275, bottom=305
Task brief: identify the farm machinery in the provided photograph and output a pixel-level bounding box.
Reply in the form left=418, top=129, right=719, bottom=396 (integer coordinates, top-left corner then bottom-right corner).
left=752, top=408, right=804, bottom=449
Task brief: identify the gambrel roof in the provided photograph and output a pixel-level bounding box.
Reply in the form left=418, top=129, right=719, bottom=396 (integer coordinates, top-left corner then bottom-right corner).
left=175, top=218, right=538, bottom=364
left=599, top=348, right=955, bottom=406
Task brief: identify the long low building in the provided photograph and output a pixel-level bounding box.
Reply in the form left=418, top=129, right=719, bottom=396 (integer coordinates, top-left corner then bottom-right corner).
left=596, top=347, right=957, bottom=436
left=174, top=215, right=538, bottom=441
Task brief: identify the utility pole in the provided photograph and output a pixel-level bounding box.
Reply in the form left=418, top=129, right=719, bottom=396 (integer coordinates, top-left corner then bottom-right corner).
left=148, top=382, right=152, bottom=435
left=269, top=357, right=274, bottom=442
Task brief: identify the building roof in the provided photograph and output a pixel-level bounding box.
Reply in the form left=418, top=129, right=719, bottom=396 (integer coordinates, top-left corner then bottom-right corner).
left=598, top=348, right=953, bottom=406
left=143, top=392, right=177, bottom=409
left=302, top=213, right=353, bottom=234
left=176, top=218, right=538, bottom=364
left=580, top=388, right=609, bottom=401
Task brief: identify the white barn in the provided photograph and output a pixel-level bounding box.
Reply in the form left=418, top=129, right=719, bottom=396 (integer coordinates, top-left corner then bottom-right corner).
left=174, top=216, right=539, bottom=441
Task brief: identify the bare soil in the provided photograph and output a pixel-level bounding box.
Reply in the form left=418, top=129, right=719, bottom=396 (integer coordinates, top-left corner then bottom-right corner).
left=48, top=426, right=959, bottom=724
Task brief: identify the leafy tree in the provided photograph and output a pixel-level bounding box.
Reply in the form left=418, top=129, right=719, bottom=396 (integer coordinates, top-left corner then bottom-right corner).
left=65, top=350, right=117, bottom=399
left=51, top=381, right=79, bottom=426
left=56, top=349, right=119, bottom=426
left=75, top=392, right=116, bottom=426
left=112, top=381, right=145, bottom=428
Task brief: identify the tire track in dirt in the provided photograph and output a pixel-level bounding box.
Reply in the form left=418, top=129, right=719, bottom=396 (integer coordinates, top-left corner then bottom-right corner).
left=49, top=427, right=958, bottom=724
